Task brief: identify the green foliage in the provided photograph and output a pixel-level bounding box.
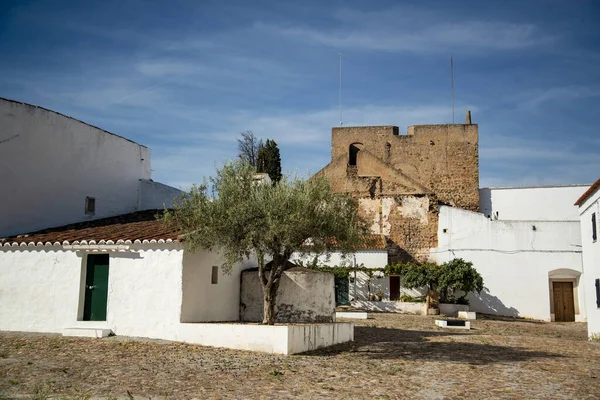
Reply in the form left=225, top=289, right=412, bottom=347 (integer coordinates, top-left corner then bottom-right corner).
left=399, top=294, right=425, bottom=303
left=162, top=160, right=366, bottom=324
left=257, top=139, right=282, bottom=184
left=299, top=258, right=483, bottom=306
left=400, top=262, right=442, bottom=291
left=438, top=258, right=484, bottom=297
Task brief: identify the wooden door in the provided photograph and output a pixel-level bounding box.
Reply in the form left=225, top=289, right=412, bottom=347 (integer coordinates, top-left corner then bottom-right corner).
left=83, top=254, right=110, bottom=321
left=553, top=282, right=575, bottom=322
left=389, top=276, right=400, bottom=301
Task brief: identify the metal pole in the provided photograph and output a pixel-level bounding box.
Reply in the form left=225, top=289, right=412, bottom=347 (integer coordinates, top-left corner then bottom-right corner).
left=339, top=53, right=343, bottom=126
left=451, top=55, right=455, bottom=124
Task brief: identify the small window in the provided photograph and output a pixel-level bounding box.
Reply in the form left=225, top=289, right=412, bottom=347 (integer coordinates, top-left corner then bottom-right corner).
left=85, top=197, right=95, bottom=215
left=211, top=266, right=219, bottom=284
left=593, top=213, right=597, bottom=242
left=348, top=143, right=362, bottom=166
left=385, top=142, right=391, bottom=163
left=596, top=279, right=600, bottom=308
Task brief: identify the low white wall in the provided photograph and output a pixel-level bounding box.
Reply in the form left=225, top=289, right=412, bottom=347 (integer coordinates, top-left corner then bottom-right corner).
left=439, top=303, right=469, bottom=316
left=431, top=206, right=584, bottom=321
left=241, top=269, right=335, bottom=323
left=351, top=300, right=425, bottom=314
left=287, top=323, right=354, bottom=354
left=178, top=322, right=353, bottom=355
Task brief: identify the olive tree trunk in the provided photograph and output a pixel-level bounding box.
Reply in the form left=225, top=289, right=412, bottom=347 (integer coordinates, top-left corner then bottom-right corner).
left=262, top=279, right=280, bottom=325
left=257, top=252, right=289, bottom=325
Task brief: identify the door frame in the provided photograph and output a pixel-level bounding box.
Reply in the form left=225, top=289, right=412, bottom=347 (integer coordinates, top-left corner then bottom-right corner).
left=77, top=253, right=110, bottom=322
left=549, top=277, right=579, bottom=322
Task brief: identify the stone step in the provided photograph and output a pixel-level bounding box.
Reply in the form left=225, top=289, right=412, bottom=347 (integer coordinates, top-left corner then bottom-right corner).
left=336, top=311, right=369, bottom=320
left=63, top=328, right=112, bottom=338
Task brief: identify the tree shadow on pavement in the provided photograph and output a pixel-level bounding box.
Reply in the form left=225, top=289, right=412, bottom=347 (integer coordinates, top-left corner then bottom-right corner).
left=305, top=326, right=564, bottom=365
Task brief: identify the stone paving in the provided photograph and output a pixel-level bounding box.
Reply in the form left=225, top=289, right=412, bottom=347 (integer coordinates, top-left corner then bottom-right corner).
left=1, top=313, right=599, bottom=399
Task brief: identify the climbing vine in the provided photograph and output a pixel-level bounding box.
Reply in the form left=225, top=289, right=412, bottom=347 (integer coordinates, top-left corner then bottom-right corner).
left=294, top=257, right=484, bottom=306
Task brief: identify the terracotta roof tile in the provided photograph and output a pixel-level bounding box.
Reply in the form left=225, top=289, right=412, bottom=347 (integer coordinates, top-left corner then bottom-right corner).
left=0, top=210, right=180, bottom=247
left=1, top=210, right=388, bottom=251
left=575, top=178, right=600, bottom=206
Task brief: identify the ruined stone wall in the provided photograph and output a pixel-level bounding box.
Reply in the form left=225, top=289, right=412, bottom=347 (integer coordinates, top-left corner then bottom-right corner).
left=359, top=195, right=438, bottom=263
left=330, top=124, right=479, bottom=211
left=317, top=118, right=479, bottom=263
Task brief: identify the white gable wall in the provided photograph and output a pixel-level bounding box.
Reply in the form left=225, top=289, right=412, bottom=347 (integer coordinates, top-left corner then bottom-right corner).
left=0, top=99, right=180, bottom=237
left=431, top=206, right=584, bottom=321
left=579, top=187, right=600, bottom=339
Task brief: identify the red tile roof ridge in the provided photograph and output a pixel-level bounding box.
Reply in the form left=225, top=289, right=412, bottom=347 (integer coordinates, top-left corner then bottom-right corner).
left=574, top=178, right=600, bottom=206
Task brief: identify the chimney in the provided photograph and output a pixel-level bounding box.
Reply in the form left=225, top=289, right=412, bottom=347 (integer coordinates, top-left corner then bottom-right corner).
left=465, top=110, right=472, bottom=125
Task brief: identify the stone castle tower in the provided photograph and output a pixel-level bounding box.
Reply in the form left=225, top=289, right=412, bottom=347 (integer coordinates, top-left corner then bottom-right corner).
left=316, top=111, right=479, bottom=263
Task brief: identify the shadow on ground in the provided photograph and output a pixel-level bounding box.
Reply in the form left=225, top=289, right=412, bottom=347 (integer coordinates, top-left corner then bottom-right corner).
left=306, top=326, right=564, bottom=365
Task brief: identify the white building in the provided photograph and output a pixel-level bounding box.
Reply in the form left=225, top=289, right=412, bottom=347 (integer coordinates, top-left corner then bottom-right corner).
left=291, top=236, right=389, bottom=303
left=575, top=179, right=600, bottom=339
left=430, top=185, right=590, bottom=322
left=0, top=97, right=181, bottom=238
left=0, top=211, right=352, bottom=354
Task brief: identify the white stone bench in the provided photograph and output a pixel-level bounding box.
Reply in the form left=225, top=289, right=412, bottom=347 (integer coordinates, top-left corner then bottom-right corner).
left=435, top=319, right=470, bottom=330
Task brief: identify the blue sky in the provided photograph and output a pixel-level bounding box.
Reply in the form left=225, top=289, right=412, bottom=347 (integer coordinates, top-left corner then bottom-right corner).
left=1, top=0, right=599, bottom=189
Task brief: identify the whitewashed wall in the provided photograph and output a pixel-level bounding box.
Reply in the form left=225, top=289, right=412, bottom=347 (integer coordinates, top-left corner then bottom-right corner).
left=0, top=99, right=179, bottom=237
left=291, top=250, right=388, bottom=269
left=240, top=269, right=335, bottom=322
left=290, top=250, right=395, bottom=301
left=0, top=248, right=83, bottom=333
left=181, top=251, right=251, bottom=323
left=579, top=187, right=600, bottom=338
left=479, top=185, right=589, bottom=221
left=0, top=245, right=251, bottom=339
left=139, top=180, right=182, bottom=210
left=431, top=206, right=585, bottom=321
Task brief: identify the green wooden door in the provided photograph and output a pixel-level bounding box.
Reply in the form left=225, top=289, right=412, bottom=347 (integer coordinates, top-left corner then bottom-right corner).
left=83, top=254, right=109, bottom=321
left=335, top=276, right=349, bottom=305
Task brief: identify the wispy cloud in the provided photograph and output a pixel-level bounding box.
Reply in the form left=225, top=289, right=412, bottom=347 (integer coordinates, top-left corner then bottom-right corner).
left=255, top=7, right=555, bottom=54
left=519, top=86, right=600, bottom=110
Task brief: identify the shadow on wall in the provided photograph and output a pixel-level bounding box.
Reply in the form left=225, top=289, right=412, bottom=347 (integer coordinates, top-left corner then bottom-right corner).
left=468, top=287, right=520, bottom=318
left=307, top=326, right=563, bottom=364
left=386, top=238, right=418, bottom=265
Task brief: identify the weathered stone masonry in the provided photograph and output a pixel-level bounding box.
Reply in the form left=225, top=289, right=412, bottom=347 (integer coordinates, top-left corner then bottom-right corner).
left=316, top=113, right=479, bottom=263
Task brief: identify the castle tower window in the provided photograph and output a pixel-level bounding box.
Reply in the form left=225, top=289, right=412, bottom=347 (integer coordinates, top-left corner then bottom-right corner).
left=349, top=143, right=362, bottom=166
left=385, top=142, right=391, bottom=163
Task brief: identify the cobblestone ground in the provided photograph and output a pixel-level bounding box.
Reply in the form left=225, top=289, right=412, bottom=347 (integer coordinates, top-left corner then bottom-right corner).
left=1, top=314, right=599, bottom=399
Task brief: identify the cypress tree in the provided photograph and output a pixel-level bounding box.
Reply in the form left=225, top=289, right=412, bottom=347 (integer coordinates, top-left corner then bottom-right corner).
left=257, top=139, right=282, bottom=184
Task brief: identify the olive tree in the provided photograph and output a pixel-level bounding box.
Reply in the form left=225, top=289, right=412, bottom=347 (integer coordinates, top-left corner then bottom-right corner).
left=162, top=161, right=366, bottom=324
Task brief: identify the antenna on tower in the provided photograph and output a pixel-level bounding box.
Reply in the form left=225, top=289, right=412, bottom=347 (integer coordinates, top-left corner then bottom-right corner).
left=451, top=55, right=455, bottom=124
left=339, top=53, right=343, bottom=126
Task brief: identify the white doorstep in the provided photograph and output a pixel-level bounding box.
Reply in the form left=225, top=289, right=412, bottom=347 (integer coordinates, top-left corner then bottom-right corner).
left=63, top=328, right=112, bottom=338
left=336, top=311, right=369, bottom=320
